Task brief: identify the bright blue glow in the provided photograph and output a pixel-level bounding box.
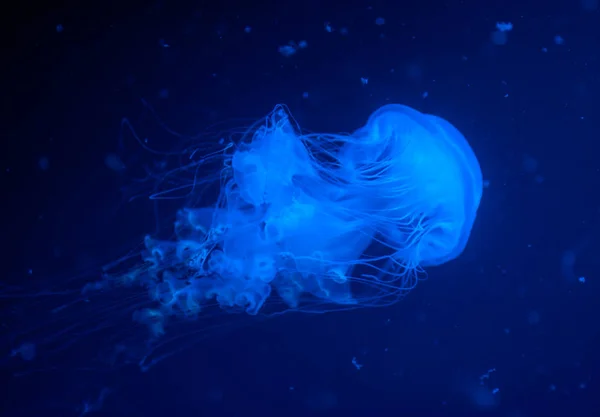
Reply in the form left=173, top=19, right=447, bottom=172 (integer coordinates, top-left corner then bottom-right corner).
left=3, top=104, right=482, bottom=375
left=93, top=104, right=482, bottom=339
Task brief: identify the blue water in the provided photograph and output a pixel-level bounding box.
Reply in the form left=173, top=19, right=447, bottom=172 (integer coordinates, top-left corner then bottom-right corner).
left=2, top=0, right=599, bottom=416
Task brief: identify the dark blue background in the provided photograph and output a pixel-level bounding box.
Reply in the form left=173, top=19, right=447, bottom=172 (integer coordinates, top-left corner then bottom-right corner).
left=2, top=0, right=600, bottom=416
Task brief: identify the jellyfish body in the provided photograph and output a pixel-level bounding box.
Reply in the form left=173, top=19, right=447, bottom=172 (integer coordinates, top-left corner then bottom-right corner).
left=2, top=103, right=484, bottom=378
left=122, top=103, right=482, bottom=328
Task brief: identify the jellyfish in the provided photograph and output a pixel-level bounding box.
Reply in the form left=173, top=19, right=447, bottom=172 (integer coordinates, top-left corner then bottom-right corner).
left=101, top=104, right=482, bottom=327
left=5, top=103, right=482, bottom=374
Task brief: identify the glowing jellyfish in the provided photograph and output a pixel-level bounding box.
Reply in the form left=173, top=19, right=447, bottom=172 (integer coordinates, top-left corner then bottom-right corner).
left=100, top=104, right=482, bottom=333
left=5, top=103, right=482, bottom=373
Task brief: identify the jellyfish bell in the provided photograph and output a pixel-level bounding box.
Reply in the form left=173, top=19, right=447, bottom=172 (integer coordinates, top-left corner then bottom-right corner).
left=423, top=113, right=483, bottom=263
left=338, top=104, right=482, bottom=272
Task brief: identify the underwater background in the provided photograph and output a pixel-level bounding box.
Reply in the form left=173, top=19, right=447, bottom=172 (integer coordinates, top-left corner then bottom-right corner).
left=2, top=0, right=600, bottom=416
